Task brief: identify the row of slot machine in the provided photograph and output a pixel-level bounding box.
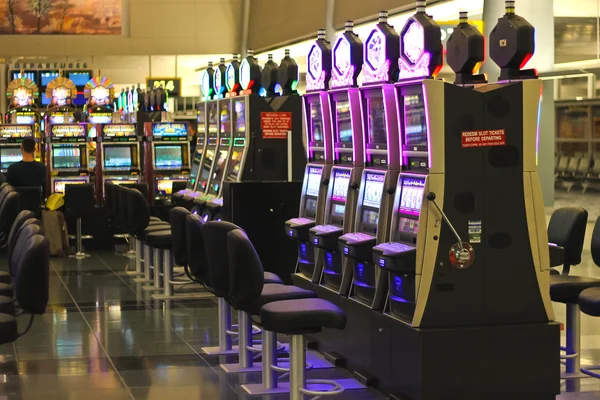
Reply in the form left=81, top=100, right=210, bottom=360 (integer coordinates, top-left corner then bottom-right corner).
left=172, top=51, right=306, bottom=221
left=0, top=73, right=190, bottom=202
left=287, top=1, right=553, bottom=332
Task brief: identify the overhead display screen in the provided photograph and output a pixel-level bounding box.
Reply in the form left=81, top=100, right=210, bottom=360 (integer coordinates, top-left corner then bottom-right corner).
left=306, top=166, right=323, bottom=197
left=331, top=169, right=350, bottom=202
left=404, top=94, right=427, bottom=147
left=363, top=172, right=385, bottom=208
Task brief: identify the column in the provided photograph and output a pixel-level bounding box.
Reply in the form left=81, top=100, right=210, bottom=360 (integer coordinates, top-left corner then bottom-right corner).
left=482, top=0, right=555, bottom=206
left=0, top=62, right=7, bottom=115
left=325, top=0, right=336, bottom=44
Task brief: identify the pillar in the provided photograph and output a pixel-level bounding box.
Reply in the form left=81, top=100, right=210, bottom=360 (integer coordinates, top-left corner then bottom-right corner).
left=240, top=0, right=251, bottom=55
left=482, top=0, right=555, bottom=206
left=0, top=63, right=6, bottom=115
left=325, top=0, right=336, bottom=44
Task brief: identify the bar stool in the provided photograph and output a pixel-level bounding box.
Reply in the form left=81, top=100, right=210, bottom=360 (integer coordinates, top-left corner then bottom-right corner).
left=64, top=184, right=95, bottom=258
left=13, top=186, right=42, bottom=217
left=203, top=222, right=314, bottom=374
left=194, top=219, right=283, bottom=356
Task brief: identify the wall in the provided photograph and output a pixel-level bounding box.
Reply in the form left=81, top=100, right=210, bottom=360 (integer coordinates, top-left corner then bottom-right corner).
left=334, top=0, right=415, bottom=25
left=0, top=0, right=242, bottom=57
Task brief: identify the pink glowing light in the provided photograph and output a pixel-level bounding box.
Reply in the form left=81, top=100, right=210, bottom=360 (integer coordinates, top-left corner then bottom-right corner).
left=330, top=65, right=355, bottom=88
left=307, top=70, right=326, bottom=91
left=363, top=28, right=390, bottom=84
left=403, top=22, right=424, bottom=64
left=307, top=45, right=326, bottom=91
left=331, top=37, right=354, bottom=88
left=399, top=52, right=431, bottom=80
left=363, top=60, right=390, bottom=83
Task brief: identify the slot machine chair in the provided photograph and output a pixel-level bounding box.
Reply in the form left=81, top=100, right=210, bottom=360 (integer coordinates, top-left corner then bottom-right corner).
left=225, top=229, right=356, bottom=398
left=203, top=221, right=316, bottom=376
left=548, top=208, right=600, bottom=389
left=548, top=207, right=588, bottom=275
left=104, top=182, right=133, bottom=256
left=576, top=219, right=600, bottom=379
left=0, top=187, right=20, bottom=249
left=13, top=186, right=43, bottom=217
left=6, top=210, right=37, bottom=280
left=64, top=184, right=95, bottom=258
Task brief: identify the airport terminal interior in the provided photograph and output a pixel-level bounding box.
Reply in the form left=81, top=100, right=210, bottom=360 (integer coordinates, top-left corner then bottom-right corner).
left=1, top=0, right=600, bottom=399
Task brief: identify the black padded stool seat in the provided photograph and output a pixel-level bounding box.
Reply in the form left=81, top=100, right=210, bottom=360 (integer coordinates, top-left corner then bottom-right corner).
left=0, top=271, right=10, bottom=284
left=0, top=314, right=17, bottom=345
left=579, top=287, right=600, bottom=317
left=260, top=298, right=346, bottom=335
left=550, top=275, right=600, bottom=303
left=145, top=230, right=172, bottom=249
left=0, top=295, right=15, bottom=315
left=137, top=225, right=170, bottom=240
left=150, top=217, right=162, bottom=222
left=0, top=283, right=13, bottom=298
left=244, top=284, right=316, bottom=315
left=264, top=272, right=283, bottom=284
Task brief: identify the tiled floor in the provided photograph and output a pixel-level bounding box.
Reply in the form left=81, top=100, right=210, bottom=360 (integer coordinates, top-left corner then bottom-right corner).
left=1, top=190, right=599, bottom=399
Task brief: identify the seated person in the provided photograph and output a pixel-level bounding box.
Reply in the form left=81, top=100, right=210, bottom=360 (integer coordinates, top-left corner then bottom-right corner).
left=7, top=137, right=46, bottom=195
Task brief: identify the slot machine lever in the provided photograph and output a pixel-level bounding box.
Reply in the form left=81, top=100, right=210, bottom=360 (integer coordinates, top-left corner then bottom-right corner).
left=426, top=192, right=462, bottom=250
left=426, top=192, right=475, bottom=269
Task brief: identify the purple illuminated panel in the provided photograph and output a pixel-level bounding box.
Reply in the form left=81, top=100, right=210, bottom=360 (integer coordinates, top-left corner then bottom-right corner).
left=398, top=177, right=425, bottom=216
left=331, top=37, right=355, bottom=88
left=399, top=21, right=431, bottom=79
left=332, top=169, right=350, bottom=202
left=307, top=44, right=326, bottom=91
left=363, top=28, right=390, bottom=83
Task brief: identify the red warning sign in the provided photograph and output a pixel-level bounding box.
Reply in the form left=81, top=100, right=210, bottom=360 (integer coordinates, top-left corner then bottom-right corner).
left=461, top=129, right=506, bottom=148
left=261, top=112, right=292, bottom=139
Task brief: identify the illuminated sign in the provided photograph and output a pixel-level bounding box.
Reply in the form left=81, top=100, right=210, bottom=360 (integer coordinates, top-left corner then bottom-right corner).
left=152, top=123, right=187, bottom=137
left=240, top=59, right=251, bottom=90
left=363, top=27, right=391, bottom=83
left=306, top=44, right=326, bottom=91
left=330, top=36, right=355, bottom=88
left=0, top=125, right=33, bottom=138
left=103, top=124, right=136, bottom=137
left=146, top=78, right=181, bottom=96
left=51, top=124, right=86, bottom=137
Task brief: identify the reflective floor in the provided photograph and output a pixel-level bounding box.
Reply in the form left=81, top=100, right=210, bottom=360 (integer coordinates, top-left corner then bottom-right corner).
left=0, top=190, right=596, bottom=399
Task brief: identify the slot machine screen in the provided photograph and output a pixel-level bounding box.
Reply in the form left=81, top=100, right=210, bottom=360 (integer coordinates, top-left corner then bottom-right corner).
left=362, top=172, right=385, bottom=208
left=331, top=169, right=350, bottom=202
left=398, top=176, right=425, bottom=216
left=52, top=146, right=82, bottom=169
left=104, top=146, right=133, bottom=168
left=54, top=179, right=86, bottom=194
left=310, top=101, right=323, bottom=142
left=220, top=102, right=231, bottom=135
left=199, top=149, right=215, bottom=190
left=197, top=104, right=206, bottom=125
left=397, top=217, right=419, bottom=236
left=367, top=96, right=387, bottom=145
left=226, top=150, right=242, bottom=181
left=207, top=150, right=229, bottom=195
left=0, top=148, right=22, bottom=170
left=331, top=204, right=346, bottom=217
left=156, top=179, right=186, bottom=196
left=306, top=166, right=323, bottom=197
left=188, top=160, right=200, bottom=189
left=16, top=115, right=35, bottom=124
left=154, top=145, right=183, bottom=169
left=336, top=100, right=352, bottom=143
left=234, top=100, right=245, bottom=133
left=404, top=94, right=427, bottom=147
left=207, top=103, right=218, bottom=134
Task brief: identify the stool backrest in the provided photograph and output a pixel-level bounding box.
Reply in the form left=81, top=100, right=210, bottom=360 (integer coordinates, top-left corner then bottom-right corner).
left=64, top=184, right=95, bottom=217
left=13, top=186, right=42, bottom=216
left=14, top=234, right=49, bottom=315
left=590, top=216, right=600, bottom=267
left=548, top=207, right=588, bottom=271
left=124, top=183, right=149, bottom=200
left=10, top=223, right=43, bottom=276
left=126, top=188, right=151, bottom=234
left=117, top=186, right=130, bottom=229
left=104, top=182, right=115, bottom=218
left=227, top=229, right=265, bottom=311
left=0, top=183, right=13, bottom=206
left=0, top=190, right=20, bottom=248
left=185, top=213, right=208, bottom=284
left=203, top=220, right=243, bottom=298
left=8, top=210, right=36, bottom=256
left=169, top=207, right=190, bottom=266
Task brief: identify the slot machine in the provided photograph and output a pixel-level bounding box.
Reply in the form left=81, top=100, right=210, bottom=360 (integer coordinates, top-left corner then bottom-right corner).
left=3, top=74, right=42, bottom=164
left=143, top=122, right=190, bottom=205
left=44, top=76, right=78, bottom=125
left=84, top=76, right=116, bottom=126
left=311, top=12, right=399, bottom=294
left=46, top=123, right=90, bottom=195
left=95, top=123, right=142, bottom=203
left=285, top=30, right=334, bottom=282
left=203, top=51, right=303, bottom=221
left=336, top=17, right=402, bottom=310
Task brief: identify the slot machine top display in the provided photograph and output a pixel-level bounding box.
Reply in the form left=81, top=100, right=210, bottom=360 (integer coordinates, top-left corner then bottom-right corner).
left=50, top=124, right=87, bottom=142
left=0, top=125, right=34, bottom=142
left=151, top=122, right=188, bottom=141
left=101, top=124, right=137, bottom=142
